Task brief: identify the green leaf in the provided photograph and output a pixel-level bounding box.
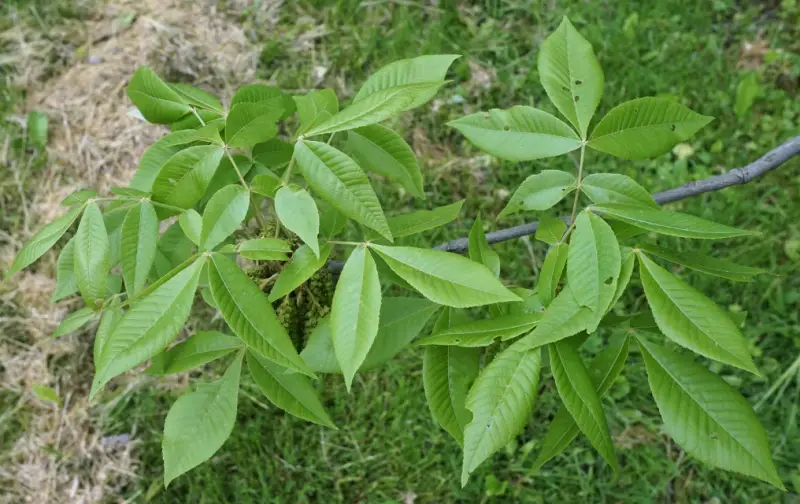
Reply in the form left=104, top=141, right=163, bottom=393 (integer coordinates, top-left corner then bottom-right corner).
left=517, top=286, right=593, bottom=350
left=734, top=73, right=759, bottom=118
left=609, top=220, right=647, bottom=241
left=387, top=200, right=463, bottom=238
left=469, top=214, right=500, bottom=277
left=7, top=205, right=83, bottom=278
left=592, top=203, right=753, bottom=240
left=157, top=331, right=243, bottom=374
left=250, top=171, right=281, bottom=198
left=126, top=67, right=191, bottom=124
left=566, top=211, right=621, bottom=325
left=93, top=304, right=121, bottom=366
left=637, top=244, right=765, bottom=282
left=611, top=247, right=636, bottom=308
left=32, top=384, right=60, bottom=404
left=200, top=185, right=249, bottom=251
left=294, top=89, right=339, bottom=130
left=346, top=124, right=425, bottom=198
left=152, top=145, right=224, bottom=214
left=500, top=170, right=576, bottom=216
left=423, top=308, right=479, bottom=446
left=637, top=253, right=758, bottom=374
left=581, top=173, right=657, bottom=208
left=169, top=83, right=223, bottom=114
left=548, top=338, right=619, bottom=473
left=538, top=17, right=604, bottom=138
left=170, top=110, right=224, bottom=131
left=225, top=103, right=282, bottom=148
left=330, top=246, right=381, bottom=390
left=533, top=335, right=629, bottom=471
left=163, top=351, right=243, bottom=487
left=130, top=129, right=211, bottom=192
left=535, top=216, right=566, bottom=246
left=588, top=98, right=714, bottom=160
left=91, top=257, right=204, bottom=398
left=198, top=154, right=252, bottom=210
left=152, top=222, right=194, bottom=276
left=27, top=110, right=48, bottom=149
left=294, top=140, right=392, bottom=240
left=275, top=185, right=320, bottom=257
left=178, top=209, right=202, bottom=246
left=74, top=202, right=110, bottom=307
left=61, top=189, right=96, bottom=206
left=269, top=244, right=332, bottom=301
left=417, top=313, right=541, bottom=347
left=448, top=106, right=581, bottom=161
left=304, top=82, right=445, bottom=137
left=462, top=340, right=542, bottom=486
left=636, top=336, right=783, bottom=489
left=538, top=242, right=568, bottom=306
left=231, top=84, right=293, bottom=119
left=247, top=351, right=336, bottom=428
left=52, top=239, right=78, bottom=301
left=253, top=139, right=294, bottom=170
left=369, top=244, right=520, bottom=307
left=208, top=253, right=313, bottom=376
left=238, top=238, right=291, bottom=261
left=354, top=54, right=459, bottom=108
left=104, top=205, right=130, bottom=268
left=302, top=298, right=439, bottom=373
left=120, top=201, right=159, bottom=297
left=53, top=307, right=96, bottom=338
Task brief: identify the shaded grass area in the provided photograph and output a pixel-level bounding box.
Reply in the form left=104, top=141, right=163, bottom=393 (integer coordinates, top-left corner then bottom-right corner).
left=2, top=0, right=800, bottom=502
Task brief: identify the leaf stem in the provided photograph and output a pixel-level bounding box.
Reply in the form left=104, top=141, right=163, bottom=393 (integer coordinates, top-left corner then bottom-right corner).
left=191, top=108, right=207, bottom=126
left=564, top=143, right=587, bottom=241
left=328, top=240, right=363, bottom=247
left=226, top=150, right=266, bottom=229
left=119, top=253, right=201, bottom=309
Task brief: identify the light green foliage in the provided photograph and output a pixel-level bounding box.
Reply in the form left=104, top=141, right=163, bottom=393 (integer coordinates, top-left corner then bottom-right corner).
left=500, top=170, right=576, bottom=216
left=330, top=246, right=381, bottom=390
left=538, top=17, right=604, bottom=138
left=163, top=352, right=243, bottom=487
left=274, top=185, right=320, bottom=257
left=423, top=308, right=479, bottom=446
left=11, top=17, right=783, bottom=492
left=449, top=106, right=581, bottom=161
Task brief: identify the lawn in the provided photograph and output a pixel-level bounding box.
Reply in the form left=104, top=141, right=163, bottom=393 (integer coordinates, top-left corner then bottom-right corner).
left=1, top=0, right=798, bottom=503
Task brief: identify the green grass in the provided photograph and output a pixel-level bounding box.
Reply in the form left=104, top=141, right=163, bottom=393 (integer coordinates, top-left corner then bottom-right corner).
left=3, top=0, right=800, bottom=502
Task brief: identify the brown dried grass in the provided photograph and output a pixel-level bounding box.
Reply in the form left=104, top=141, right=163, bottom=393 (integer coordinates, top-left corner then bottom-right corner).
left=0, top=0, right=270, bottom=502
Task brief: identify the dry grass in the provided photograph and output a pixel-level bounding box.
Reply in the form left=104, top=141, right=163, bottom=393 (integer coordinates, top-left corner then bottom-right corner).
left=0, top=0, right=271, bottom=501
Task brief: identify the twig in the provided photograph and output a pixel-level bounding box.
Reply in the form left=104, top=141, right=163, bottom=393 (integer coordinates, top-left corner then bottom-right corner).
left=328, top=136, right=800, bottom=272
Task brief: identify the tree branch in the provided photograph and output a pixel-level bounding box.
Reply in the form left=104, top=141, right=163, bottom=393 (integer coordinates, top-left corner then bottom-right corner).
left=329, top=135, right=800, bottom=271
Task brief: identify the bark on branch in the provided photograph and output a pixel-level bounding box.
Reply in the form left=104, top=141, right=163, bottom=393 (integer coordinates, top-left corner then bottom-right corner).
left=330, top=135, right=800, bottom=271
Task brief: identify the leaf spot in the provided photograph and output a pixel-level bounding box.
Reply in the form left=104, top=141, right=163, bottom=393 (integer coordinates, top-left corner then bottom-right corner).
left=710, top=432, right=719, bottom=440
left=575, top=79, right=583, bottom=85
left=670, top=124, right=676, bottom=131
left=574, top=95, right=580, bottom=102
left=503, top=125, right=511, bottom=131
left=604, top=276, right=613, bottom=285
left=562, top=86, right=569, bottom=92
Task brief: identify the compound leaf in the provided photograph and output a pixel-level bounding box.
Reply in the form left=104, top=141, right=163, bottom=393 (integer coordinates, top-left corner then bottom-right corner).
left=637, top=336, right=783, bottom=489
left=448, top=106, right=581, bottom=161
left=354, top=54, right=459, bottom=108
left=588, top=98, right=713, bottom=160
left=330, top=246, right=381, bottom=390
left=369, top=244, right=520, bottom=307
